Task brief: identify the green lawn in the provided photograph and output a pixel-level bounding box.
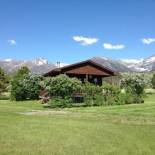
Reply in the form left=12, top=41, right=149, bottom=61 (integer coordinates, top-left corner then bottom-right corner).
left=0, top=93, right=155, bottom=155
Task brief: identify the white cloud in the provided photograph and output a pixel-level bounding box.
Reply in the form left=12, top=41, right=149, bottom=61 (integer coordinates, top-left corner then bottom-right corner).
left=7, top=39, right=16, bottom=45
left=103, top=43, right=125, bottom=50
left=73, top=36, right=98, bottom=46
left=142, top=38, right=155, bottom=45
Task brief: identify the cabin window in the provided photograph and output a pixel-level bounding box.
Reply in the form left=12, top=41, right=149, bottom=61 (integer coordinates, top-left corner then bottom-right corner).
left=94, top=78, right=97, bottom=84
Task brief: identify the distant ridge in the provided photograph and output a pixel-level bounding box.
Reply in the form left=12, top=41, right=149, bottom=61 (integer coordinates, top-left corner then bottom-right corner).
left=0, top=58, right=56, bottom=74
left=0, top=55, right=155, bottom=74
left=91, top=57, right=131, bottom=72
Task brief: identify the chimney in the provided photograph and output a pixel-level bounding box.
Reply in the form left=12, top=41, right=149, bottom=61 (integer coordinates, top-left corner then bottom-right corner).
left=56, top=61, right=60, bottom=68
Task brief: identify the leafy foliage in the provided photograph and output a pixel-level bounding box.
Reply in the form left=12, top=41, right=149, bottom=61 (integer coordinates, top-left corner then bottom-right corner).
left=0, top=68, right=9, bottom=95
left=102, top=83, right=123, bottom=105
left=10, top=66, right=31, bottom=100
left=121, top=74, right=146, bottom=103
left=49, top=96, right=73, bottom=108
left=121, top=73, right=152, bottom=88
left=152, top=73, right=155, bottom=89
left=11, top=73, right=42, bottom=101
left=12, top=66, right=30, bottom=80
left=83, top=82, right=104, bottom=106
left=10, top=66, right=30, bottom=100
left=22, top=74, right=43, bottom=100
left=44, top=74, right=83, bottom=98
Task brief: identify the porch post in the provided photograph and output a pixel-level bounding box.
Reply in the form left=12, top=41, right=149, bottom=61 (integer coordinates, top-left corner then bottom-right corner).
left=86, top=74, right=88, bottom=82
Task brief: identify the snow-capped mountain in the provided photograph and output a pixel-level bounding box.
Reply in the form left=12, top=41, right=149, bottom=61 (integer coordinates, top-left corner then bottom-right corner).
left=91, top=57, right=131, bottom=72
left=34, top=58, right=48, bottom=66
left=141, top=55, right=155, bottom=71
left=0, top=58, right=56, bottom=74
left=121, top=55, right=155, bottom=72
left=0, top=55, right=155, bottom=74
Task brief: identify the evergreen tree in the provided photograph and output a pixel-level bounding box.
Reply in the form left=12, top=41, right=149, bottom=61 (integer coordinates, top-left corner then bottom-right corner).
left=0, top=67, right=9, bottom=95
left=10, top=66, right=30, bottom=100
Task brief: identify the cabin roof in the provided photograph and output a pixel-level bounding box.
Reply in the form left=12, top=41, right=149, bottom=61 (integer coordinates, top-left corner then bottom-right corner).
left=44, top=59, right=119, bottom=77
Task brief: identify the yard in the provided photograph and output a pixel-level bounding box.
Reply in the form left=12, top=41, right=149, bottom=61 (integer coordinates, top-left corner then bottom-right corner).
left=0, top=91, right=155, bottom=155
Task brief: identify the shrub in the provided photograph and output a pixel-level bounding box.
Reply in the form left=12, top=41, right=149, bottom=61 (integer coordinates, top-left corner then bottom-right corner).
left=0, top=67, right=9, bottom=95
left=121, top=75, right=146, bottom=103
left=118, top=92, right=134, bottom=104
left=10, top=66, right=30, bottom=100
left=11, top=68, right=42, bottom=100
left=121, top=73, right=152, bottom=88
left=102, top=83, right=122, bottom=105
left=21, top=74, right=43, bottom=100
left=44, top=75, right=83, bottom=98
left=83, top=83, right=104, bottom=106
left=44, top=75, right=83, bottom=108
left=49, top=96, right=73, bottom=108
left=83, top=82, right=134, bottom=106
left=152, top=73, right=155, bottom=89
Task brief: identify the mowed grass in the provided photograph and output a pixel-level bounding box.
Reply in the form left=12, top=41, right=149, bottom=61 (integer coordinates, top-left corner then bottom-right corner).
left=0, top=93, right=155, bottom=155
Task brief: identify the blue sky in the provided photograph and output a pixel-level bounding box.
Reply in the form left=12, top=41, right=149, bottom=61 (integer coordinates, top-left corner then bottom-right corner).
left=0, top=0, right=155, bottom=63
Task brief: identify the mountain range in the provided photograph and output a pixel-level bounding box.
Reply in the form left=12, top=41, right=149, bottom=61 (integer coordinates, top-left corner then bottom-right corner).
left=0, top=55, right=155, bottom=74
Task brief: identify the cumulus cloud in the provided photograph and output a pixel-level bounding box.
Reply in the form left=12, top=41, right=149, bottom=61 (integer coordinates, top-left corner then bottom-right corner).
left=73, top=36, right=98, bottom=46
left=142, top=38, right=155, bottom=45
left=7, top=39, right=16, bottom=45
left=103, top=43, right=125, bottom=50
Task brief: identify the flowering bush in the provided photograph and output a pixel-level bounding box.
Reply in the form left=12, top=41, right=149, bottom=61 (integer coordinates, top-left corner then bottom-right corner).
left=22, top=74, right=43, bottom=100
left=121, top=74, right=146, bottom=103
left=44, top=74, right=83, bottom=98
left=11, top=73, right=42, bottom=101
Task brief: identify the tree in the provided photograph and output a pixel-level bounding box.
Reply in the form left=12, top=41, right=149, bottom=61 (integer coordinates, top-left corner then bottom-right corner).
left=10, top=66, right=30, bottom=100
left=12, top=66, right=30, bottom=80
left=152, top=73, right=155, bottom=89
left=0, top=68, right=9, bottom=95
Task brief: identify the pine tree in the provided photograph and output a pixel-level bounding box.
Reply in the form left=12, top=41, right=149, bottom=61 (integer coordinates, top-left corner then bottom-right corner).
left=0, top=68, right=9, bottom=95
left=10, top=66, right=30, bottom=100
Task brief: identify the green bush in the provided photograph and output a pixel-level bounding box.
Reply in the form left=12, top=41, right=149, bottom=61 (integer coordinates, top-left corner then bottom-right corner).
left=10, top=81, right=27, bottom=101
left=44, top=75, right=83, bottom=108
left=22, top=74, right=43, bottom=100
left=10, top=66, right=30, bottom=100
left=80, top=82, right=135, bottom=107
left=10, top=67, right=42, bottom=101
left=49, top=96, right=73, bottom=108
left=44, top=75, right=83, bottom=98
left=102, top=83, right=122, bottom=105
left=152, top=73, right=155, bottom=89
left=117, top=92, right=133, bottom=104
left=83, top=83, right=104, bottom=106
left=45, top=75, right=146, bottom=108
left=0, top=67, right=9, bottom=95
left=121, top=75, right=146, bottom=103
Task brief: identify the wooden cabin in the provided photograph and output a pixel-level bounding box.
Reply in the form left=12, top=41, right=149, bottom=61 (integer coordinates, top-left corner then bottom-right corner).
left=44, top=60, right=119, bottom=86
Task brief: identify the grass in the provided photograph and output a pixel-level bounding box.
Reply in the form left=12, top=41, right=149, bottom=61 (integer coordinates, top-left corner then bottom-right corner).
left=0, top=93, right=155, bottom=154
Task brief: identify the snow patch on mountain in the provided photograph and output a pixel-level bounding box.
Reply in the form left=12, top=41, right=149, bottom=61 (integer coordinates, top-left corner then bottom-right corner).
left=1, top=54, right=155, bottom=73
left=121, top=58, right=144, bottom=64
left=4, top=58, right=13, bottom=62
left=34, top=58, right=48, bottom=66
